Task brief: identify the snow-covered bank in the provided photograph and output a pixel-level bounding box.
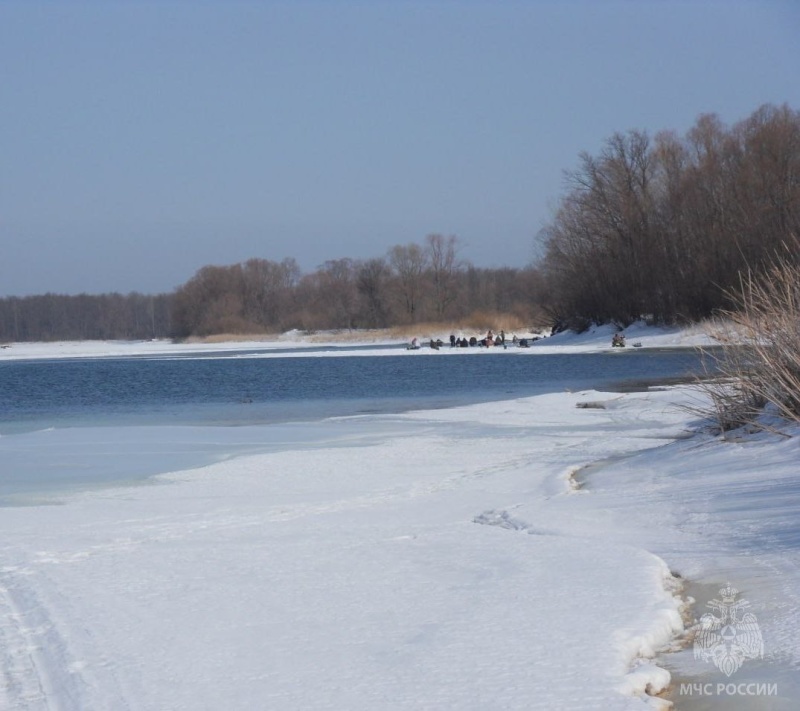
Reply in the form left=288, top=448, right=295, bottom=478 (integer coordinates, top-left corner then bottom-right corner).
left=531, top=321, right=716, bottom=353
left=0, top=321, right=718, bottom=361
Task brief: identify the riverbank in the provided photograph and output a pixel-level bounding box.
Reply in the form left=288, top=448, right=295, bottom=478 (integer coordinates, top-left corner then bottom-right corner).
left=0, top=320, right=718, bottom=361
left=570, top=399, right=800, bottom=709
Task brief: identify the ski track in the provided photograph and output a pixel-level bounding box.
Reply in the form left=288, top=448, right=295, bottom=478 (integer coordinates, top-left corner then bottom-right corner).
left=0, top=565, right=64, bottom=711
left=0, top=558, right=138, bottom=711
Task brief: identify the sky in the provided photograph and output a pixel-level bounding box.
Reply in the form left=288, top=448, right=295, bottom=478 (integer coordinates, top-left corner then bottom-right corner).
left=2, top=1, right=799, bottom=297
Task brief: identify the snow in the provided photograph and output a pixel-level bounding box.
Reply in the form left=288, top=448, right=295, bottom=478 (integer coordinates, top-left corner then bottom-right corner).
left=0, top=320, right=719, bottom=361
left=529, top=320, right=717, bottom=353
left=2, top=327, right=798, bottom=710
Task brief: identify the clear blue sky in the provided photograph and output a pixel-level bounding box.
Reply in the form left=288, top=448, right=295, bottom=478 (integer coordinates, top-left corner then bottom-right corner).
left=2, top=0, right=798, bottom=297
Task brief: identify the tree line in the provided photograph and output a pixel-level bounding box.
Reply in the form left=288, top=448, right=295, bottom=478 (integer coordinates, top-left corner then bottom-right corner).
left=0, top=235, right=542, bottom=342
left=0, top=292, right=173, bottom=342
left=169, top=234, right=542, bottom=338
left=538, top=103, right=800, bottom=329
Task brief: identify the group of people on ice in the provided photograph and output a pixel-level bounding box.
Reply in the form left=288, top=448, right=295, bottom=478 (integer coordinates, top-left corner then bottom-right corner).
left=450, top=329, right=506, bottom=348
left=408, top=330, right=536, bottom=350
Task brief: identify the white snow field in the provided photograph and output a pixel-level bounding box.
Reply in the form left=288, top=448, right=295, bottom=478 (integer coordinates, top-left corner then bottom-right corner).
left=1, top=329, right=798, bottom=710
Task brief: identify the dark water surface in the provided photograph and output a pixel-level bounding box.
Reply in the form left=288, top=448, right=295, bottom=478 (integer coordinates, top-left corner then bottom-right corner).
left=0, top=348, right=707, bottom=433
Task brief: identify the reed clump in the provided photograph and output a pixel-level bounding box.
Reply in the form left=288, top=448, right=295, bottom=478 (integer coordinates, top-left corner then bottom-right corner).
left=701, top=249, right=800, bottom=431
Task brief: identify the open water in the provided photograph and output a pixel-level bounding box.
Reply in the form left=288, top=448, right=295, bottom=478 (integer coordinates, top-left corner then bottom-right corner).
left=0, top=347, right=708, bottom=432
left=0, top=346, right=709, bottom=504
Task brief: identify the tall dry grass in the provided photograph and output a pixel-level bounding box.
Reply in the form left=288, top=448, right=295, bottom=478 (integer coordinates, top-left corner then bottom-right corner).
left=388, top=312, right=537, bottom=339
left=701, top=251, right=800, bottom=430
left=182, top=311, right=543, bottom=346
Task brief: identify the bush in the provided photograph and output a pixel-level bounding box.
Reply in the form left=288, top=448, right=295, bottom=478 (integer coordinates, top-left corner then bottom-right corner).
left=702, top=250, right=800, bottom=430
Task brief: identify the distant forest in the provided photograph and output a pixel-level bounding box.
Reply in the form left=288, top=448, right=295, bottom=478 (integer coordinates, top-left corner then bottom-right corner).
left=0, top=292, right=174, bottom=343
left=0, top=235, right=542, bottom=342
left=1, top=103, right=797, bottom=342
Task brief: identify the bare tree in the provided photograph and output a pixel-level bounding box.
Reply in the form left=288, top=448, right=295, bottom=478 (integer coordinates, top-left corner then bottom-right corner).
left=425, top=234, right=463, bottom=319
left=315, top=258, right=360, bottom=329
left=356, top=258, right=390, bottom=328
left=171, top=264, right=248, bottom=336
left=241, top=257, right=300, bottom=330
left=388, top=243, right=428, bottom=323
